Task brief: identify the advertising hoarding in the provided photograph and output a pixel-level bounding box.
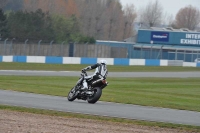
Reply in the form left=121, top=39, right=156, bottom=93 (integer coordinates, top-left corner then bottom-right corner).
left=137, top=30, right=200, bottom=46
left=151, top=32, right=169, bottom=42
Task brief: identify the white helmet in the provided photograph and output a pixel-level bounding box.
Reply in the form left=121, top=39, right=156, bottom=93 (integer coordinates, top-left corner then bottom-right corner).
left=99, top=59, right=107, bottom=65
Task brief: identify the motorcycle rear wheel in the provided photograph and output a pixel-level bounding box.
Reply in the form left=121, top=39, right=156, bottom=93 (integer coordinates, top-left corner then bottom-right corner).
left=87, top=87, right=102, bottom=104
left=67, top=86, right=78, bottom=101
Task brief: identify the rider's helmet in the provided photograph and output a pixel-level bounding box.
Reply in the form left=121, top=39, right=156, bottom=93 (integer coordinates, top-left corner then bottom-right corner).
left=99, top=59, right=107, bottom=65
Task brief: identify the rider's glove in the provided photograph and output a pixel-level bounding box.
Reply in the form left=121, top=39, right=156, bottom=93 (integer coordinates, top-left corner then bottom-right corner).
left=81, top=69, right=86, bottom=73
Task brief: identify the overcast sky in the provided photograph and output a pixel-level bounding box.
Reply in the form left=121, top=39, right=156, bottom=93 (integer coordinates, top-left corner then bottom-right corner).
left=120, top=0, right=200, bottom=17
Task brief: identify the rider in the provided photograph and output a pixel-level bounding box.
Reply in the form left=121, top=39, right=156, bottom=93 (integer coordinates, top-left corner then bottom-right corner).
left=81, top=59, right=108, bottom=91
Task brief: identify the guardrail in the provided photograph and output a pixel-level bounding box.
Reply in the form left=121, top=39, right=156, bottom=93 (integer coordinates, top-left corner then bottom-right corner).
left=0, top=55, right=199, bottom=67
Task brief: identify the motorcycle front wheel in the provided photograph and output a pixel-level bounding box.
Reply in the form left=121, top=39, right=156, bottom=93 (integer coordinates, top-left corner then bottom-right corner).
left=87, top=87, right=102, bottom=104
left=67, top=86, right=78, bottom=101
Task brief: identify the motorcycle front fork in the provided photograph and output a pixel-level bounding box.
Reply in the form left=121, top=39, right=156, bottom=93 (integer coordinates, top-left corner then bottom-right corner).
left=76, top=76, right=84, bottom=85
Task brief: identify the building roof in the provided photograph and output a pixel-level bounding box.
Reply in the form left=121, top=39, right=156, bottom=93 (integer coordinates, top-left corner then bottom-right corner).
left=140, top=27, right=200, bottom=33
left=133, top=43, right=200, bottom=51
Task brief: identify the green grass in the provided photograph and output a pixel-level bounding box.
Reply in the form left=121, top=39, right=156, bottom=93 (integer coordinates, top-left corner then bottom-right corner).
left=0, top=62, right=200, bottom=72
left=1, top=105, right=199, bottom=132
left=0, top=63, right=200, bottom=130
left=0, top=76, right=200, bottom=112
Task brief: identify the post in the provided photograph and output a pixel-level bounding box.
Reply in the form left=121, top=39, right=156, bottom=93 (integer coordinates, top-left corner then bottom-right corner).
left=84, top=42, right=88, bottom=57
left=150, top=44, right=154, bottom=59
left=191, top=50, right=194, bottom=62
left=141, top=44, right=144, bottom=59
left=184, top=50, right=186, bottom=62
left=96, top=44, right=98, bottom=58
left=49, top=40, right=54, bottom=56
left=9, top=38, right=15, bottom=55
left=37, top=40, right=42, bottom=56
left=162, top=45, right=164, bottom=59
left=24, top=39, right=28, bottom=55
left=132, top=44, right=135, bottom=59
left=118, top=45, right=120, bottom=58
left=4, top=38, right=8, bottom=55
left=60, top=41, right=65, bottom=56
left=175, top=49, right=177, bottom=60
left=160, top=45, right=164, bottom=59
left=69, top=42, right=74, bottom=57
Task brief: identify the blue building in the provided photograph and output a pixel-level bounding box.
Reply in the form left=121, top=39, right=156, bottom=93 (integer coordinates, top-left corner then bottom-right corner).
left=135, top=27, right=200, bottom=62
left=97, top=27, right=200, bottom=62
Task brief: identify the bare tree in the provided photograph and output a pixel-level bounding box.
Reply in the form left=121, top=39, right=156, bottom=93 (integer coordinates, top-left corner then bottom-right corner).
left=162, top=12, right=174, bottom=27
left=139, top=0, right=163, bottom=27
left=77, top=0, right=125, bottom=41
left=93, top=1, right=108, bottom=39
left=77, top=0, right=96, bottom=37
left=0, top=0, right=9, bottom=9
left=66, top=0, right=79, bottom=17
left=22, top=0, right=135, bottom=41
left=106, top=0, right=124, bottom=40
left=174, top=5, right=200, bottom=30
left=123, top=4, right=137, bottom=39
left=0, top=0, right=22, bottom=11
left=23, top=0, right=79, bottom=17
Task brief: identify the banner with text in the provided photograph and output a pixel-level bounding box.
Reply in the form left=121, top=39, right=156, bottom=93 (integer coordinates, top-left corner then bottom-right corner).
left=180, top=33, right=200, bottom=45
left=151, top=31, right=169, bottom=42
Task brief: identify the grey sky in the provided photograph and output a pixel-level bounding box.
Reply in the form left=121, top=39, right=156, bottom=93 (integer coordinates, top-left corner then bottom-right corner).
left=120, top=0, right=200, bottom=17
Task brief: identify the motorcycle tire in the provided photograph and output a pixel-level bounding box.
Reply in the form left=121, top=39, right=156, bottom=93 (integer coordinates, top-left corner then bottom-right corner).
left=67, top=87, right=78, bottom=101
left=87, top=87, right=102, bottom=104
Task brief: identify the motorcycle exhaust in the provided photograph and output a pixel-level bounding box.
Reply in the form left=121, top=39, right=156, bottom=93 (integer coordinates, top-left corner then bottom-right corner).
left=91, top=79, right=107, bottom=87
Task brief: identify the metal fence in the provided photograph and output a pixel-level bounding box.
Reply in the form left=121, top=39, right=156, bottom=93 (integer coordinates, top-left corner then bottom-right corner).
left=132, top=45, right=200, bottom=62
left=0, top=39, right=128, bottom=58
left=1, top=39, right=200, bottom=62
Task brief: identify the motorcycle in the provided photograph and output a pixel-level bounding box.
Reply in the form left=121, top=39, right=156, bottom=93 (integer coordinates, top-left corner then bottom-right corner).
left=67, top=71, right=108, bottom=104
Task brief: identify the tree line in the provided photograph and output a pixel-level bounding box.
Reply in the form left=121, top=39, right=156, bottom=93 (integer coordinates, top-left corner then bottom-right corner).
left=0, top=0, right=137, bottom=43
left=0, top=0, right=199, bottom=43
left=0, top=8, right=96, bottom=43
left=139, top=0, right=200, bottom=31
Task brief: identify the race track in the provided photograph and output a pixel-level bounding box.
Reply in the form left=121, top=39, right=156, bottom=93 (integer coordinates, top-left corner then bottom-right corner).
left=0, top=70, right=200, bottom=126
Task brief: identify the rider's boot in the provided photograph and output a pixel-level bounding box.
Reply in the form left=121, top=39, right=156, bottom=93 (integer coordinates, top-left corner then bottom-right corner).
left=81, top=79, right=88, bottom=91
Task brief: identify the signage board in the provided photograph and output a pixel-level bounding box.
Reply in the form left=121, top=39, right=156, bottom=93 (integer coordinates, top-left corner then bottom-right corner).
left=151, top=31, right=169, bottom=42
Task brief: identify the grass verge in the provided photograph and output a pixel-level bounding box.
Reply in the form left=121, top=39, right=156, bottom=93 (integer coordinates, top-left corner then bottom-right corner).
left=0, top=62, right=200, bottom=72
left=0, top=105, right=199, bottom=132
left=0, top=76, right=200, bottom=112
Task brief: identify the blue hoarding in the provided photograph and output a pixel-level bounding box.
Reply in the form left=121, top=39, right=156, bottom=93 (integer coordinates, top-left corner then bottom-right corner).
left=151, top=31, right=169, bottom=42
left=137, top=29, right=200, bottom=46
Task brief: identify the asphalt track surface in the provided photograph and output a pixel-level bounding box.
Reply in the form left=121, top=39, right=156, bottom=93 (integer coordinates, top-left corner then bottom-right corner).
left=0, top=70, right=200, bottom=126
